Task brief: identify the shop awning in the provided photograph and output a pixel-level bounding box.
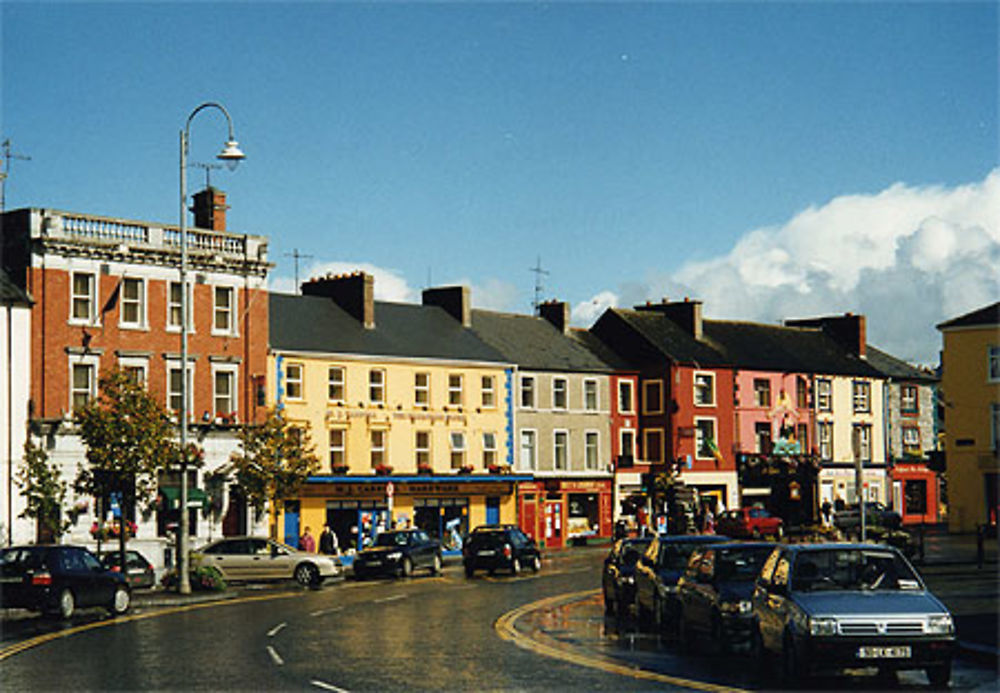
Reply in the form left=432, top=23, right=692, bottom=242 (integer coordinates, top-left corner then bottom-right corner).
left=159, top=486, right=208, bottom=510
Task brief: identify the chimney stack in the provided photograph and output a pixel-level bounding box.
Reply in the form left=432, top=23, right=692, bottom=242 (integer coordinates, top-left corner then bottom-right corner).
left=636, top=297, right=703, bottom=340
left=422, top=286, right=471, bottom=327
left=786, top=313, right=866, bottom=357
left=191, top=187, right=229, bottom=232
left=302, top=271, right=375, bottom=329
left=539, top=300, right=570, bottom=334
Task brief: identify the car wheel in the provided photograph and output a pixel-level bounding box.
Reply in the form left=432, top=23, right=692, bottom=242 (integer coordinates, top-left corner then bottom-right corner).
left=57, top=588, right=75, bottom=620
left=751, top=527, right=762, bottom=540
left=295, top=563, right=319, bottom=586
left=926, top=661, right=952, bottom=687
left=511, top=557, right=521, bottom=575
left=430, top=553, right=442, bottom=575
left=531, top=555, right=541, bottom=572
left=400, top=557, right=413, bottom=578
left=108, top=585, right=130, bottom=616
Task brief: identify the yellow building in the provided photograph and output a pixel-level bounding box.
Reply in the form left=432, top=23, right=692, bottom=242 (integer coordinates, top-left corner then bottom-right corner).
left=269, top=274, right=525, bottom=550
left=937, top=302, right=1000, bottom=532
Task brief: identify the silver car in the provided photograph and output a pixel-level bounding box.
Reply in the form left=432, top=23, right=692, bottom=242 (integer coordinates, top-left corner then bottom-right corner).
left=191, top=536, right=340, bottom=586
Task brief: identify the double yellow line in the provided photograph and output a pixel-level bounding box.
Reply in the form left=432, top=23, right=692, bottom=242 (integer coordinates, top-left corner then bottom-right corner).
left=494, top=589, right=748, bottom=692
left=0, top=592, right=302, bottom=662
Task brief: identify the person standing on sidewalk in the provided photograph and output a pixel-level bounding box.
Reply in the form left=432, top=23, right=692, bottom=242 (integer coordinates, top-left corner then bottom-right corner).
left=319, top=523, right=338, bottom=555
left=299, top=526, right=316, bottom=553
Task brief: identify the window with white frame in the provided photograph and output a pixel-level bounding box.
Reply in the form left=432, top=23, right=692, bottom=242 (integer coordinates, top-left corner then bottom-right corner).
left=70, top=362, right=96, bottom=411
left=520, top=375, right=535, bottom=409
left=618, top=379, right=634, bottom=414
left=902, top=426, right=921, bottom=453
left=900, top=384, right=918, bottom=414
left=553, top=430, right=568, bottom=470
left=415, top=431, right=431, bottom=468
left=519, top=430, right=537, bottom=470
left=328, top=367, right=345, bottom=402
left=643, top=379, right=663, bottom=414
left=552, top=378, right=567, bottom=410
left=694, top=418, right=717, bottom=459
left=852, top=381, right=871, bottom=413
left=584, top=379, right=598, bottom=411
left=585, top=431, right=599, bottom=470
left=694, top=372, right=715, bottom=406
left=119, top=277, right=145, bottom=327
left=450, top=431, right=466, bottom=469
left=167, top=363, right=194, bottom=414
left=329, top=429, right=346, bottom=470
left=852, top=423, right=872, bottom=462
left=620, top=429, right=636, bottom=462
left=990, top=346, right=1000, bottom=382
left=167, top=281, right=193, bottom=330
left=448, top=374, right=463, bottom=406
left=370, top=430, right=387, bottom=468
left=481, top=375, right=495, bottom=408
left=816, top=378, right=832, bottom=412
left=117, top=356, right=148, bottom=387
left=483, top=432, right=497, bottom=467
left=753, top=378, right=771, bottom=407
left=369, top=369, right=385, bottom=404
left=285, top=363, right=303, bottom=400
left=213, top=286, right=235, bottom=334
left=213, top=367, right=237, bottom=417
left=818, top=421, right=833, bottom=461
left=414, top=372, right=430, bottom=406
left=70, top=272, right=96, bottom=323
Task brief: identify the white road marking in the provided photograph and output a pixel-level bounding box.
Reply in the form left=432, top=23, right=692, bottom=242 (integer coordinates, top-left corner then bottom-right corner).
left=310, top=606, right=344, bottom=617
left=266, top=622, right=287, bottom=637
left=266, top=645, right=284, bottom=666
left=311, top=680, right=351, bottom=692
left=373, top=594, right=407, bottom=604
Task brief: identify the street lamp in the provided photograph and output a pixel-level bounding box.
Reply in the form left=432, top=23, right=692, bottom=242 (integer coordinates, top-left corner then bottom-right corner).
left=178, top=102, right=245, bottom=594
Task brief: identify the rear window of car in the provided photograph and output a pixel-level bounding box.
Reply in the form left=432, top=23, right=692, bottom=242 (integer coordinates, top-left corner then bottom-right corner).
left=715, top=546, right=774, bottom=581
left=468, top=530, right=507, bottom=548
left=658, top=542, right=704, bottom=570
left=0, top=547, right=48, bottom=571
left=375, top=532, right=410, bottom=547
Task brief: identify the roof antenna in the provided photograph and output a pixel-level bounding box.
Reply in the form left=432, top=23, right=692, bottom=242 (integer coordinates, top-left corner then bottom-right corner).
left=529, top=256, right=549, bottom=316
left=192, top=162, right=222, bottom=189
left=284, top=249, right=314, bottom=295
left=0, top=138, right=32, bottom=214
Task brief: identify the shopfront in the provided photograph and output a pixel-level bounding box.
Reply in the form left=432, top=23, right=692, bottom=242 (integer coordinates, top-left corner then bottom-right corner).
left=517, top=479, right=613, bottom=549
left=890, top=463, right=940, bottom=525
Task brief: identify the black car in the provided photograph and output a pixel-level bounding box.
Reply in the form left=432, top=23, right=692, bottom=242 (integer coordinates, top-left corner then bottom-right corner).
left=352, top=529, right=442, bottom=579
left=100, top=549, right=156, bottom=590
left=676, top=541, right=776, bottom=652
left=0, top=544, right=131, bottom=619
left=633, top=534, right=729, bottom=632
left=601, top=536, right=652, bottom=617
left=462, top=525, right=541, bottom=577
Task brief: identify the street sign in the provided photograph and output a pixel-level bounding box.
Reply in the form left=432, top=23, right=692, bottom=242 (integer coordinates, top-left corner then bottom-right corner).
left=386, top=481, right=394, bottom=498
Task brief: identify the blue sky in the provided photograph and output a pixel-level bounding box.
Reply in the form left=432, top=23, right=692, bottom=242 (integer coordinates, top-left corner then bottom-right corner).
left=3, top=1, right=997, bottom=364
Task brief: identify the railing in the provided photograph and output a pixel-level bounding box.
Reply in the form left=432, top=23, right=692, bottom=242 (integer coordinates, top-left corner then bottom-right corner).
left=63, top=215, right=149, bottom=244
left=163, top=227, right=245, bottom=255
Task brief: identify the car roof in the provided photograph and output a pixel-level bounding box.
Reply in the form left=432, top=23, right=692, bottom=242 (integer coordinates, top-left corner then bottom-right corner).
left=655, top=534, right=731, bottom=543
left=782, top=542, right=901, bottom=553
left=705, top=541, right=778, bottom=552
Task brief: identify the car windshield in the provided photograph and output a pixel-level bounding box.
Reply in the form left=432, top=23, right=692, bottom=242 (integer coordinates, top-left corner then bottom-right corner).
left=659, top=543, right=704, bottom=570
left=715, top=546, right=774, bottom=581
left=375, top=532, right=409, bottom=547
left=791, top=549, right=922, bottom=592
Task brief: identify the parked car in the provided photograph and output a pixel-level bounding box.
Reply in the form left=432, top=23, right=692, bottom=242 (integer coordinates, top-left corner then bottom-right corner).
left=716, top=507, right=784, bottom=539
left=190, top=536, right=341, bottom=586
left=462, top=524, right=541, bottom=577
left=100, top=549, right=156, bottom=590
left=353, top=529, right=442, bottom=579
left=750, top=543, right=955, bottom=685
left=0, top=544, right=130, bottom=619
left=676, top=541, right=776, bottom=652
left=633, top=534, right=729, bottom=632
left=601, top=536, right=653, bottom=617
left=834, top=501, right=902, bottom=532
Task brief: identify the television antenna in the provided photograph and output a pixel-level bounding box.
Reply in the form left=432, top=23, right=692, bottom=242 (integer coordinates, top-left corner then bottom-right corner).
left=191, top=162, right=223, bottom=188
left=284, top=249, right=314, bottom=294
left=529, top=256, right=549, bottom=315
left=0, top=138, right=31, bottom=214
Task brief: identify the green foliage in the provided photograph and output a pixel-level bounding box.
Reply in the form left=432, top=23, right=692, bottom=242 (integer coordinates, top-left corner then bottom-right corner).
left=225, top=409, right=319, bottom=533
left=161, top=564, right=227, bottom=592
left=15, top=437, right=70, bottom=540
left=74, top=368, right=177, bottom=507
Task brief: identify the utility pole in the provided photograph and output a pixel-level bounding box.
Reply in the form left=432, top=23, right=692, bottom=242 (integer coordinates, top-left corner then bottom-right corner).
left=284, top=249, right=313, bottom=294
left=529, top=256, right=549, bottom=315
left=0, top=139, right=32, bottom=214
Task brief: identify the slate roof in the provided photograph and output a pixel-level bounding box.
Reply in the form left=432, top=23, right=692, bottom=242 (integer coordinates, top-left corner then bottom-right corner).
left=0, top=269, right=31, bottom=305
left=936, top=302, right=1000, bottom=329
left=865, top=346, right=938, bottom=383
left=569, top=328, right=635, bottom=372
left=605, top=308, right=729, bottom=367
left=269, top=293, right=509, bottom=364
left=469, top=309, right=614, bottom=373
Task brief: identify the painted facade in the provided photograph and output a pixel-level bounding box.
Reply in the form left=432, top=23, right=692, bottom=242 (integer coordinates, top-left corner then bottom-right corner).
left=1, top=271, right=32, bottom=545
left=937, top=303, right=1000, bottom=532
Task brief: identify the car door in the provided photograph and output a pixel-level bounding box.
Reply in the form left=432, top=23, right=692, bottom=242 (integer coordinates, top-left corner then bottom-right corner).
left=205, top=539, right=251, bottom=579
left=80, top=548, right=116, bottom=606
left=412, top=531, right=431, bottom=568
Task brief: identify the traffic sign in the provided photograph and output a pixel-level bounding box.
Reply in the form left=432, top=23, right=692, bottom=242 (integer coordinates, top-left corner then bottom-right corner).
left=386, top=481, right=395, bottom=498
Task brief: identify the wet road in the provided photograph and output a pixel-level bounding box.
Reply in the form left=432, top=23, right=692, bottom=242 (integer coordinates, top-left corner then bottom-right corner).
left=1, top=547, right=997, bottom=691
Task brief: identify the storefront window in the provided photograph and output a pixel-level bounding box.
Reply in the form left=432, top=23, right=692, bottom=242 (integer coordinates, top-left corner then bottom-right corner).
left=414, top=498, right=468, bottom=548
left=904, top=479, right=927, bottom=515
left=567, top=493, right=599, bottom=538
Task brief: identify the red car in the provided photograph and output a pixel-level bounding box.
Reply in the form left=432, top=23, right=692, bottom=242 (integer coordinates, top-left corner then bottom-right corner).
left=716, top=507, right=783, bottom=539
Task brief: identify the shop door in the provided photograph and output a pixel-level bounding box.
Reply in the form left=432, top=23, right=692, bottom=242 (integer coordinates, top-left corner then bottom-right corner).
left=283, top=501, right=300, bottom=547
left=544, top=501, right=563, bottom=549
left=486, top=497, right=500, bottom=525
left=521, top=499, right=537, bottom=542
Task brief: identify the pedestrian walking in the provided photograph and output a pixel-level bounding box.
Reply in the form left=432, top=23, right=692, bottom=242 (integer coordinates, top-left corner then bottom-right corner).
left=299, top=526, right=316, bottom=553
left=319, top=523, right=338, bottom=555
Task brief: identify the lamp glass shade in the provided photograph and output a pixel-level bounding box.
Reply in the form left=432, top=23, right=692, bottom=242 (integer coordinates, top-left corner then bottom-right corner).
left=217, top=140, right=245, bottom=170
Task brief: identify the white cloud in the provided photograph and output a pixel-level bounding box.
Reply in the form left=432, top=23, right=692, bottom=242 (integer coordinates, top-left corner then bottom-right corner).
left=269, top=261, right=416, bottom=302
left=572, top=291, right=618, bottom=325
left=596, top=170, right=1000, bottom=365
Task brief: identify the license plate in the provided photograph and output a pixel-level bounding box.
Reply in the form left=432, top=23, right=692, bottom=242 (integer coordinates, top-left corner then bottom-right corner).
left=477, top=550, right=495, bottom=556
left=0, top=576, right=21, bottom=584
left=858, top=646, right=911, bottom=659
left=367, top=560, right=381, bottom=566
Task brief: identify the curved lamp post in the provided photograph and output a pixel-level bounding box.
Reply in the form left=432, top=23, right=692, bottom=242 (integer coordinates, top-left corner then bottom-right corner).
left=178, top=102, right=245, bottom=594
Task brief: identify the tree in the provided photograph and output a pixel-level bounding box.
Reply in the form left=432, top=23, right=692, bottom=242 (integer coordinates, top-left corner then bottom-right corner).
left=75, top=368, right=176, bottom=562
left=16, top=437, right=70, bottom=541
left=226, top=408, right=319, bottom=541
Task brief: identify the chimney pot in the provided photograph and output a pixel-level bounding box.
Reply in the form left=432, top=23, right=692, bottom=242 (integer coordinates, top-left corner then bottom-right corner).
left=302, top=271, right=375, bottom=329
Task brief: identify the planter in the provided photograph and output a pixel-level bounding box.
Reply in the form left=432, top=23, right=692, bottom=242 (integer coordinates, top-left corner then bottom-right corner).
left=331, top=465, right=350, bottom=475
left=374, top=465, right=393, bottom=476
left=417, top=465, right=434, bottom=475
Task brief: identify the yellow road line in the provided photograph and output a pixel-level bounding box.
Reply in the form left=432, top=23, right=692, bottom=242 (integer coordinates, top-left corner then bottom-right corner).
left=494, top=589, right=748, bottom=693
left=0, top=591, right=303, bottom=662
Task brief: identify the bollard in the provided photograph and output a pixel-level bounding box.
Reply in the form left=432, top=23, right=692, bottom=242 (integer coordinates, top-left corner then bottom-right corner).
left=976, top=524, right=984, bottom=569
